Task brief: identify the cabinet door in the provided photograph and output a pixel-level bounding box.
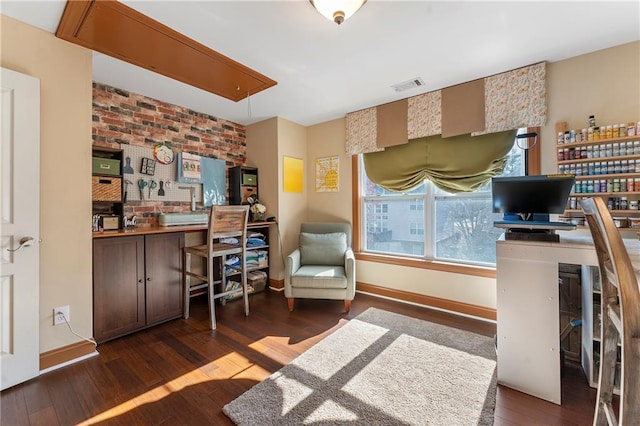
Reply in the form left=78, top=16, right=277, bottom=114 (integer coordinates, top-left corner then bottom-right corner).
left=93, top=236, right=145, bottom=343
left=145, top=233, right=185, bottom=325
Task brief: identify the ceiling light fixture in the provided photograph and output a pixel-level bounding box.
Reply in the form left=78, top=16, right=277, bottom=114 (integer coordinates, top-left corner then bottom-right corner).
left=309, top=0, right=367, bottom=25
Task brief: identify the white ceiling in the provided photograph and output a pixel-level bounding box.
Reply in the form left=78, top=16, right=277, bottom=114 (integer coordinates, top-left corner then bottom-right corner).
left=2, top=1, right=639, bottom=127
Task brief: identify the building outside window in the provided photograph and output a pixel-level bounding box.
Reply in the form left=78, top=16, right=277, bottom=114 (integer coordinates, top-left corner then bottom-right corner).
left=359, top=135, right=526, bottom=267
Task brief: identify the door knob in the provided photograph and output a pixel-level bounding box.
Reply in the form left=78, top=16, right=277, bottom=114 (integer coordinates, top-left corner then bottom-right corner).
left=6, top=236, right=35, bottom=252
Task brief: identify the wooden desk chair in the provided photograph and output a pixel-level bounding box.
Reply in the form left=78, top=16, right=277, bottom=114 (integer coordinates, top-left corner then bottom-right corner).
left=183, top=205, right=250, bottom=329
left=581, top=197, right=640, bottom=425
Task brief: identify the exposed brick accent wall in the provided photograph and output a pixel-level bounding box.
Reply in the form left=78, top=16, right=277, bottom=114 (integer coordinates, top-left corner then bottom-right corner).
left=92, top=82, right=246, bottom=226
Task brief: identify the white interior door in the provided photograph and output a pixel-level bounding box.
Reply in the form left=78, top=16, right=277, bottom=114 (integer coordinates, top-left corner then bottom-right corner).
left=0, top=67, right=40, bottom=390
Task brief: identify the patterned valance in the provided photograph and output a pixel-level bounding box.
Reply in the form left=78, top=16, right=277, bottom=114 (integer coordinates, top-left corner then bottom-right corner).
left=345, top=62, right=546, bottom=155
left=408, top=90, right=441, bottom=139
left=345, top=107, right=381, bottom=155
left=473, top=62, right=546, bottom=135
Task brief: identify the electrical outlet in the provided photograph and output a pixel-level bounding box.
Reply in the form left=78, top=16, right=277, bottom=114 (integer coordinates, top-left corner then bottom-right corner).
left=53, top=305, right=70, bottom=326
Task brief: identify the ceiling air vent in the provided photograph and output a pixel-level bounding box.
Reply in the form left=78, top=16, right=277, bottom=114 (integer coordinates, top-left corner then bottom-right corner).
left=391, top=77, right=425, bottom=93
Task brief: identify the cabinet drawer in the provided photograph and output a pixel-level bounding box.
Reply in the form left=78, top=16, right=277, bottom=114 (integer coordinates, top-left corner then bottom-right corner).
left=241, top=186, right=257, bottom=203
left=92, top=157, right=121, bottom=175
left=92, top=176, right=122, bottom=201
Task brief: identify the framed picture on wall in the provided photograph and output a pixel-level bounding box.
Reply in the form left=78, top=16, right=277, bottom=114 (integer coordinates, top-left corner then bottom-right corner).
left=315, top=156, right=339, bottom=192
left=283, top=156, right=303, bottom=193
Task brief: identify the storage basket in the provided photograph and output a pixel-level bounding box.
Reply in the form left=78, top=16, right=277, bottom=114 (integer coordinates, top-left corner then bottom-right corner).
left=92, top=176, right=122, bottom=201
left=92, top=157, right=121, bottom=176
left=248, top=270, right=267, bottom=292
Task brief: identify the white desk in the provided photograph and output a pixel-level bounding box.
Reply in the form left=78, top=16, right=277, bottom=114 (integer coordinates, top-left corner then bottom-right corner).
left=496, top=234, right=640, bottom=404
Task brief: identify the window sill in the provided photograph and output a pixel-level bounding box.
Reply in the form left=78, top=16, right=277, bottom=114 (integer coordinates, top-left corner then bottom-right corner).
left=354, top=252, right=496, bottom=279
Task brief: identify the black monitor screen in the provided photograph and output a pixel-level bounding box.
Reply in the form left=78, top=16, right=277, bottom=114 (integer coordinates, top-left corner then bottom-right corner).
left=491, top=174, right=575, bottom=215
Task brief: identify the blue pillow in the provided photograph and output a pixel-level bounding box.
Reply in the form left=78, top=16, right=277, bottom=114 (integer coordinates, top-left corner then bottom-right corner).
left=299, top=232, right=347, bottom=265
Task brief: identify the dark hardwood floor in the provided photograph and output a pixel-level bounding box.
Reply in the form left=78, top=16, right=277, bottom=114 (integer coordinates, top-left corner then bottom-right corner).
left=1, top=290, right=596, bottom=425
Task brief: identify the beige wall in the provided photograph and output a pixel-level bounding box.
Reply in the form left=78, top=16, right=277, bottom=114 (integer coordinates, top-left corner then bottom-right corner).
left=281, top=41, right=640, bottom=313
left=276, top=118, right=308, bottom=274
left=246, top=117, right=282, bottom=279
left=306, top=119, right=352, bottom=223
left=1, top=15, right=93, bottom=353
left=542, top=41, right=640, bottom=174
left=246, top=117, right=308, bottom=280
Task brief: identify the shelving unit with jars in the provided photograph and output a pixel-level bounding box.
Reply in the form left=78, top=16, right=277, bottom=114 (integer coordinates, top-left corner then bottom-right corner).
left=557, top=121, right=640, bottom=230
left=580, top=265, right=621, bottom=395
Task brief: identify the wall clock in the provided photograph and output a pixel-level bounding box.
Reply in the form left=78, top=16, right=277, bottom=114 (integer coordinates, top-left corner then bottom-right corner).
left=153, top=144, right=174, bottom=165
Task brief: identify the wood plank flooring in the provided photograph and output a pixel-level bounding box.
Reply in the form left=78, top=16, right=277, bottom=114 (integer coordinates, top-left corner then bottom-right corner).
left=1, top=290, right=596, bottom=425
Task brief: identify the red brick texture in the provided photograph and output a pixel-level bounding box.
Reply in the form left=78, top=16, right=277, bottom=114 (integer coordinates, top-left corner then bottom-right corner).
left=92, top=82, right=247, bottom=226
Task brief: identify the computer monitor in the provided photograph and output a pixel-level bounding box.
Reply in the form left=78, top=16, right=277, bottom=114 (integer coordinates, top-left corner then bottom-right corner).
left=491, top=174, right=575, bottom=219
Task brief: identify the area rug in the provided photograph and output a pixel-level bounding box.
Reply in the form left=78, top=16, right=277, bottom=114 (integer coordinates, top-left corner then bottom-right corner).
left=223, top=307, right=497, bottom=425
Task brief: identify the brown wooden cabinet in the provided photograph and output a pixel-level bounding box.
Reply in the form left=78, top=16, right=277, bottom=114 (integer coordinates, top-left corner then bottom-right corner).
left=93, top=232, right=185, bottom=343
left=145, top=233, right=184, bottom=325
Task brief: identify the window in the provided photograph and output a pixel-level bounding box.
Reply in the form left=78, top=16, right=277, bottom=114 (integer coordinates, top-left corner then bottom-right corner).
left=358, top=131, right=531, bottom=268
left=410, top=223, right=424, bottom=235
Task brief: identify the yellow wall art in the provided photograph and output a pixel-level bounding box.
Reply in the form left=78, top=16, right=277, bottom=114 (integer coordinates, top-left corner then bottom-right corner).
left=315, top=156, right=339, bottom=192
left=283, top=156, right=303, bottom=193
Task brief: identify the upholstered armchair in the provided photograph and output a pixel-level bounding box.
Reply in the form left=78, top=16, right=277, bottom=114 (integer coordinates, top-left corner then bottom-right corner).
left=284, top=222, right=355, bottom=312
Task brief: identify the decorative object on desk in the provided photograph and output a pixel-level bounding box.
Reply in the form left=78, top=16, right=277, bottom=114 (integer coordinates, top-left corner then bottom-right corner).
left=315, top=155, right=339, bottom=192
left=247, top=195, right=266, bottom=222
left=153, top=143, right=174, bottom=165
left=223, top=307, right=497, bottom=425
left=250, top=203, right=266, bottom=222
left=123, top=215, right=137, bottom=229
left=123, top=156, right=134, bottom=174
left=140, top=157, right=156, bottom=175
left=101, top=215, right=119, bottom=231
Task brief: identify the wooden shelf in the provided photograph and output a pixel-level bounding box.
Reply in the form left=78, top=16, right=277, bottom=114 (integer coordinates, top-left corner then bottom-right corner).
left=558, top=155, right=640, bottom=165
left=571, top=173, right=640, bottom=180
left=564, top=209, right=640, bottom=214
left=557, top=134, right=640, bottom=149
left=570, top=191, right=640, bottom=196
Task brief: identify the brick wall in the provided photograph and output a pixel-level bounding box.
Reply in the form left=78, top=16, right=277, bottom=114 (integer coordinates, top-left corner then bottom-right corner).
left=92, top=82, right=246, bottom=226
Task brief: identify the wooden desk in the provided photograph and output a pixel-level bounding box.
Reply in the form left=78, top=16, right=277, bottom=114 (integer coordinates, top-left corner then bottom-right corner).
left=496, top=234, right=640, bottom=404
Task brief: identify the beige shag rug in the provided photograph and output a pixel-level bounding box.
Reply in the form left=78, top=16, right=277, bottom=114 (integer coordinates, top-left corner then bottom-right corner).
left=223, top=307, right=497, bottom=425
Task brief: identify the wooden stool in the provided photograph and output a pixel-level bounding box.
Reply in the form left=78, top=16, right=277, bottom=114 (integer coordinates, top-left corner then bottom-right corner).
left=581, top=197, right=640, bottom=425
left=183, top=205, right=249, bottom=329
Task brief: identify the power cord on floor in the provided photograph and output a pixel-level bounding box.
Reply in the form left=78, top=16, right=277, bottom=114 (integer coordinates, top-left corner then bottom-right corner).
left=55, top=311, right=98, bottom=349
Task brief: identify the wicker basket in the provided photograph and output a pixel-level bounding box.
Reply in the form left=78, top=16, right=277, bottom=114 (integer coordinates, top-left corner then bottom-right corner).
left=92, top=176, right=122, bottom=201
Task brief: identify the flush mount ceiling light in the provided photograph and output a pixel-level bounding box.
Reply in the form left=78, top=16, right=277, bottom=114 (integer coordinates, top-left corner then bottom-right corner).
left=309, top=0, right=367, bottom=25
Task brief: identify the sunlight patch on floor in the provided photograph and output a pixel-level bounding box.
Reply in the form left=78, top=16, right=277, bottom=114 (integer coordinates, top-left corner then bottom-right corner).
left=76, top=351, right=253, bottom=425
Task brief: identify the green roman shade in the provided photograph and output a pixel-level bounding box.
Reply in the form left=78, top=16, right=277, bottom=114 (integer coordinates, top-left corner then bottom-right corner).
left=363, top=129, right=517, bottom=193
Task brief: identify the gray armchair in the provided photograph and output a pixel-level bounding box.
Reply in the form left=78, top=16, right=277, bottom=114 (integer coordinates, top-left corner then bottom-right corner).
left=284, top=222, right=355, bottom=312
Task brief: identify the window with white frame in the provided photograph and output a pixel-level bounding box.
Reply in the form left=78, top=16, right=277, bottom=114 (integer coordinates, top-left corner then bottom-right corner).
left=359, top=135, right=526, bottom=266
